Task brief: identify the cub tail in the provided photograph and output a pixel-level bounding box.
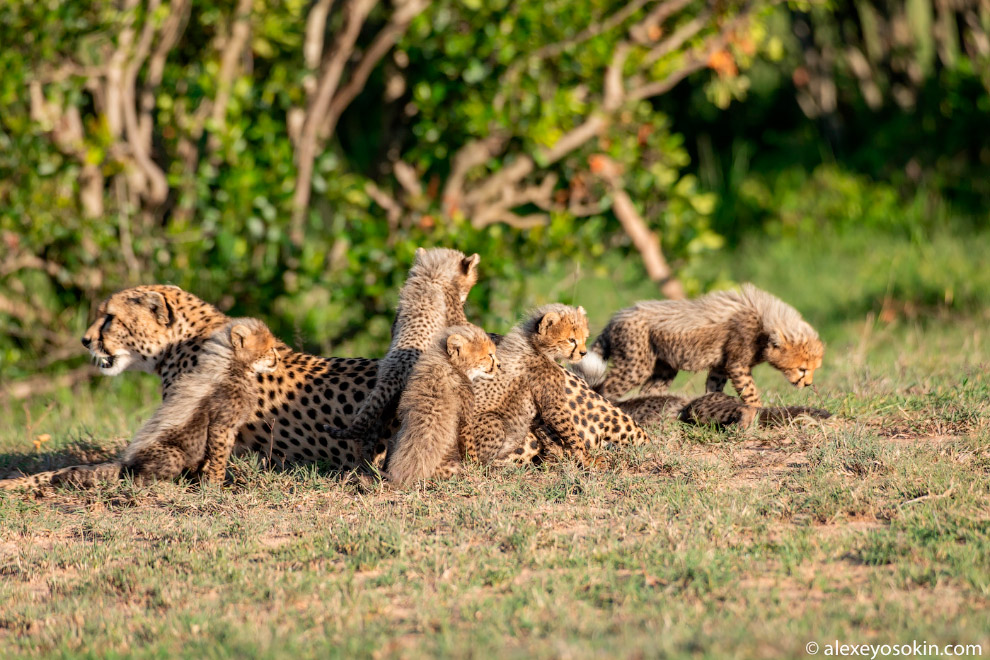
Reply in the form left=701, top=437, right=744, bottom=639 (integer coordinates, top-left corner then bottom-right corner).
left=569, top=333, right=610, bottom=388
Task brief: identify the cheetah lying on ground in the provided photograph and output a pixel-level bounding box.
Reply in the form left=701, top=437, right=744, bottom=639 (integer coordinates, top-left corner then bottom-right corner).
left=1, top=319, right=280, bottom=491
left=572, top=283, right=824, bottom=405
left=70, top=285, right=385, bottom=471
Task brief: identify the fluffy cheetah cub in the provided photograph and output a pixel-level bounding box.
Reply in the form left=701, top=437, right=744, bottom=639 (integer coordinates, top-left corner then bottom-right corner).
left=0, top=319, right=280, bottom=492
left=468, top=304, right=650, bottom=467
left=616, top=392, right=831, bottom=428
left=327, top=247, right=480, bottom=456
left=385, top=325, right=499, bottom=485
left=574, top=283, right=824, bottom=405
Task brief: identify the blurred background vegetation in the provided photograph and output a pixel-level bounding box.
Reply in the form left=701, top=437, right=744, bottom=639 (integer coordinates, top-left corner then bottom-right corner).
left=1, top=0, right=989, bottom=397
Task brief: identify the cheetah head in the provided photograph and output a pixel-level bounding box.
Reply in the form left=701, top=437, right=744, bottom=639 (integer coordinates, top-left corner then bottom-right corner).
left=445, top=325, right=499, bottom=382
left=765, top=334, right=824, bottom=388
left=80, top=286, right=181, bottom=376
left=529, top=304, right=589, bottom=364
left=413, top=247, right=481, bottom=303
left=228, top=318, right=281, bottom=374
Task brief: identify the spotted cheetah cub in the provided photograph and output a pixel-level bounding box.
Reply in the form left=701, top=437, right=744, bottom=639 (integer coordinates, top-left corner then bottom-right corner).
left=467, top=304, right=650, bottom=467
left=616, top=392, right=831, bottom=428
left=385, top=325, right=499, bottom=485
left=573, top=283, right=824, bottom=405
left=327, top=247, right=480, bottom=455
left=0, top=319, right=280, bottom=492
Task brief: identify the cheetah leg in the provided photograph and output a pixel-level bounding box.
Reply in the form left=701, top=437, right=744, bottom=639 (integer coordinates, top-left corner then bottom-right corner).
left=431, top=458, right=463, bottom=481
left=727, top=367, right=761, bottom=406
left=199, top=426, right=238, bottom=484
left=597, top=354, right=653, bottom=401
left=126, top=443, right=198, bottom=484
left=537, top=404, right=605, bottom=469
left=705, top=368, right=728, bottom=393
left=639, top=359, right=678, bottom=396
left=493, top=430, right=547, bottom=466
left=462, top=412, right=506, bottom=465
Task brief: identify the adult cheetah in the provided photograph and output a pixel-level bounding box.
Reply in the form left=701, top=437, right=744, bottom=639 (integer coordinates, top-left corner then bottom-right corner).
left=74, top=285, right=387, bottom=471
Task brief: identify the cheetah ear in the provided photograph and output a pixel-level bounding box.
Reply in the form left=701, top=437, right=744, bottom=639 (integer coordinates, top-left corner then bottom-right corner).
left=229, top=324, right=250, bottom=350
left=767, top=330, right=781, bottom=349
left=137, top=291, right=172, bottom=326
left=538, top=311, right=560, bottom=335
left=577, top=306, right=586, bottom=318
left=446, top=333, right=467, bottom=357
left=414, top=247, right=426, bottom=261
left=461, top=253, right=480, bottom=275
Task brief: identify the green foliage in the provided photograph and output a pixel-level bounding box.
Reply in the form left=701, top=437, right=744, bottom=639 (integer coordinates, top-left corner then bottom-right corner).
left=1, top=0, right=988, bottom=382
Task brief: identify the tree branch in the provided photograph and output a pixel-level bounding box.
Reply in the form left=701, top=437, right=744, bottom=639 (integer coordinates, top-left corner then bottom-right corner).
left=291, top=0, right=378, bottom=245
left=595, top=156, right=685, bottom=298
left=320, top=0, right=429, bottom=141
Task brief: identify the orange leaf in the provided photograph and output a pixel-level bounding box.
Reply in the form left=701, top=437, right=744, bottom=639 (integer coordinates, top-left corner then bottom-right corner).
left=588, top=154, right=609, bottom=174
left=33, top=433, right=51, bottom=451
left=707, top=50, right=738, bottom=78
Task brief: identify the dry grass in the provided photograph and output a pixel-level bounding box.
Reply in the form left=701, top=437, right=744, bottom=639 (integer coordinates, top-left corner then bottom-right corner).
left=1, top=316, right=989, bottom=659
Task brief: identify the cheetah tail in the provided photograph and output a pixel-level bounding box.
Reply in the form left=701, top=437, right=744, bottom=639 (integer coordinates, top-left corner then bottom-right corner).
left=755, top=406, right=832, bottom=427
left=0, top=462, right=123, bottom=492
left=569, top=346, right=608, bottom=388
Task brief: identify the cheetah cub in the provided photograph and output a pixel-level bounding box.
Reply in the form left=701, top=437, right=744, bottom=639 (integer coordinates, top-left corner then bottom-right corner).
left=327, top=247, right=480, bottom=457
left=385, top=325, right=499, bottom=485
left=467, top=304, right=650, bottom=467
left=573, top=283, right=824, bottom=405
left=0, top=319, right=280, bottom=492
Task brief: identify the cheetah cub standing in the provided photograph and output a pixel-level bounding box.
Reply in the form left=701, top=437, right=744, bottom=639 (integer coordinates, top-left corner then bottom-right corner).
left=327, top=247, right=480, bottom=457
left=467, top=304, right=650, bottom=468
left=0, top=319, right=280, bottom=491
left=385, top=325, right=499, bottom=485
left=573, top=283, right=824, bottom=405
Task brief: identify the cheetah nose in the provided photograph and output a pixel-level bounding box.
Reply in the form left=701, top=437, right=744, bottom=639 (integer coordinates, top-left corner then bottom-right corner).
left=81, top=336, right=92, bottom=348
left=578, top=349, right=587, bottom=357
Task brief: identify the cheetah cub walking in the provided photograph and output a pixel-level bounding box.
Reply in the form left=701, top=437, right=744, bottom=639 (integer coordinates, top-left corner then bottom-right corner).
left=327, top=248, right=480, bottom=457
left=385, top=325, right=499, bottom=485
left=573, top=283, right=824, bottom=405
left=0, top=319, right=280, bottom=491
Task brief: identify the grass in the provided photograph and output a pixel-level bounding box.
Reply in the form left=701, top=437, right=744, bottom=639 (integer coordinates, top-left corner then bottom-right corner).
left=2, top=233, right=989, bottom=658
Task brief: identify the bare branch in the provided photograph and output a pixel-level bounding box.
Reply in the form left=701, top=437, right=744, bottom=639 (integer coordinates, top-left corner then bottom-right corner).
left=210, top=0, right=254, bottom=133
left=527, top=0, right=653, bottom=61
left=120, top=0, right=170, bottom=206
left=393, top=160, right=424, bottom=199
left=291, top=0, right=378, bottom=245
left=442, top=135, right=508, bottom=215
left=595, top=156, right=684, bottom=299
left=641, top=11, right=711, bottom=67
left=631, top=0, right=697, bottom=44
left=365, top=181, right=404, bottom=231
left=320, top=0, right=429, bottom=140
